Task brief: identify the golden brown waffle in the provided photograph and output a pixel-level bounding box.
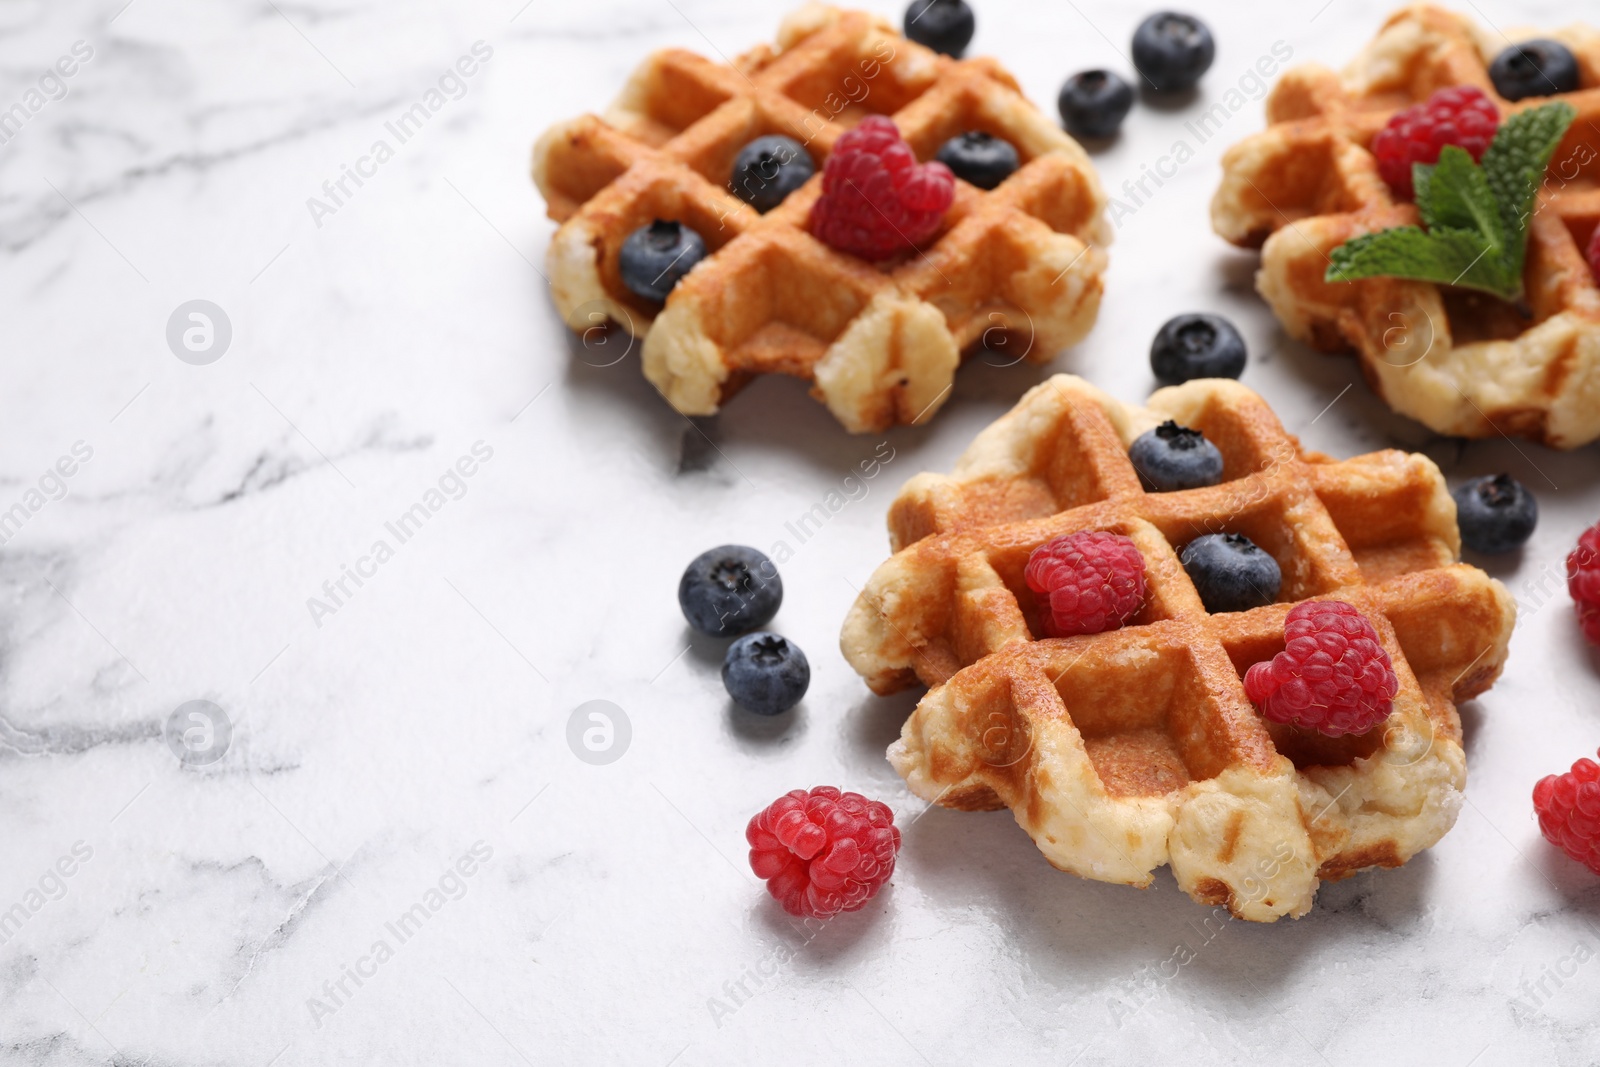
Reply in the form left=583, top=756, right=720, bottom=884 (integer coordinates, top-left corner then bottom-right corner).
left=532, top=4, right=1109, bottom=433
left=840, top=375, right=1515, bottom=920
left=1211, top=5, right=1600, bottom=449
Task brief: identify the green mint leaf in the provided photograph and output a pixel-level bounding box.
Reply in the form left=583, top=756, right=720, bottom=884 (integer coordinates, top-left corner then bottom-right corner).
left=1325, top=101, right=1574, bottom=303
left=1426, top=225, right=1522, bottom=295
left=1325, top=224, right=1516, bottom=298
left=1479, top=101, right=1576, bottom=277
left=1414, top=145, right=1502, bottom=250
left=1327, top=226, right=1471, bottom=283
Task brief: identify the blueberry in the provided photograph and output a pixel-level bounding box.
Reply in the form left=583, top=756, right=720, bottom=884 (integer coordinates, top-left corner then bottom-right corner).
left=904, top=0, right=974, bottom=58
left=1150, top=312, right=1247, bottom=384
left=1131, top=12, right=1215, bottom=93
left=1129, top=420, right=1224, bottom=492
left=678, top=545, right=782, bottom=636
left=730, top=135, right=815, bottom=213
left=722, top=632, right=810, bottom=715
left=1058, top=70, right=1135, bottom=139
left=1489, top=39, right=1580, bottom=101
left=1181, top=533, right=1281, bottom=614
left=935, top=131, right=1019, bottom=190
left=618, top=220, right=707, bottom=303
left=1453, top=474, right=1538, bottom=554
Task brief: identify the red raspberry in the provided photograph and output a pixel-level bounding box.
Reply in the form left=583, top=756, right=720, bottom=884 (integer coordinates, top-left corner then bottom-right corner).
left=1568, top=521, right=1600, bottom=646
left=808, top=116, right=955, bottom=260
left=746, top=786, right=901, bottom=918
left=1023, top=531, right=1146, bottom=638
left=1371, top=85, right=1500, bottom=200
left=1534, top=750, right=1600, bottom=875
left=1243, top=600, right=1399, bottom=737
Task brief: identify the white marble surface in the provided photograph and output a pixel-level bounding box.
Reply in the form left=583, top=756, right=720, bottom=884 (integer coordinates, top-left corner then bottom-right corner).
left=3, top=0, right=1599, bottom=1063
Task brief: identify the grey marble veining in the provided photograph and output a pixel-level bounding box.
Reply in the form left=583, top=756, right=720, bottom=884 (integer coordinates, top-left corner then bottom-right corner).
left=2, top=0, right=1599, bottom=1064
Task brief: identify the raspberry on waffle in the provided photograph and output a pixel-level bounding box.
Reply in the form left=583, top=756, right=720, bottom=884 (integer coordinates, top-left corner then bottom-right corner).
left=532, top=4, right=1110, bottom=432
left=808, top=116, right=955, bottom=259
left=1244, top=600, right=1400, bottom=737
left=1371, top=85, right=1500, bottom=199
left=1024, top=530, right=1146, bottom=637
left=840, top=375, right=1516, bottom=921
left=1211, top=4, right=1600, bottom=449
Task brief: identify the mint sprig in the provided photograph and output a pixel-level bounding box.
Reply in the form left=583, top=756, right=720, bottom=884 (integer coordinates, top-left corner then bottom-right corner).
left=1325, top=101, right=1576, bottom=303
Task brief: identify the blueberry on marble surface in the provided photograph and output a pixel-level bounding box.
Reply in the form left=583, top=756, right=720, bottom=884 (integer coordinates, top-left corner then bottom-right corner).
left=723, top=632, right=810, bottom=714
left=904, top=0, right=975, bottom=57
left=1453, top=474, right=1538, bottom=554
left=1132, top=12, right=1215, bottom=93
left=1150, top=312, right=1247, bottom=384
left=679, top=545, right=782, bottom=636
left=1058, top=70, right=1134, bottom=138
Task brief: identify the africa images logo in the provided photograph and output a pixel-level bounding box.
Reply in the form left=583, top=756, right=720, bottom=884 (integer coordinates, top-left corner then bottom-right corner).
left=304, top=842, right=494, bottom=1029
left=305, top=442, right=494, bottom=627
left=305, top=42, right=493, bottom=228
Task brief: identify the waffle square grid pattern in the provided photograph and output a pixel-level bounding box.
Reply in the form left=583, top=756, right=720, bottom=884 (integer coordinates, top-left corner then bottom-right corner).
left=1212, top=4, right=1600, bottom=449
left=840, top=376, right=1517, bottom=921
left=532, top=4, right=1110, bottom=433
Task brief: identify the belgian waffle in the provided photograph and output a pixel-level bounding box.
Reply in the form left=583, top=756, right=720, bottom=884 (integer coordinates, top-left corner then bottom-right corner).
left=840, top=375, right=1515, bottom=920
left=532, top=4, right=1110, bottom=433
left=1211, top=5, right=1600, bottom=449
